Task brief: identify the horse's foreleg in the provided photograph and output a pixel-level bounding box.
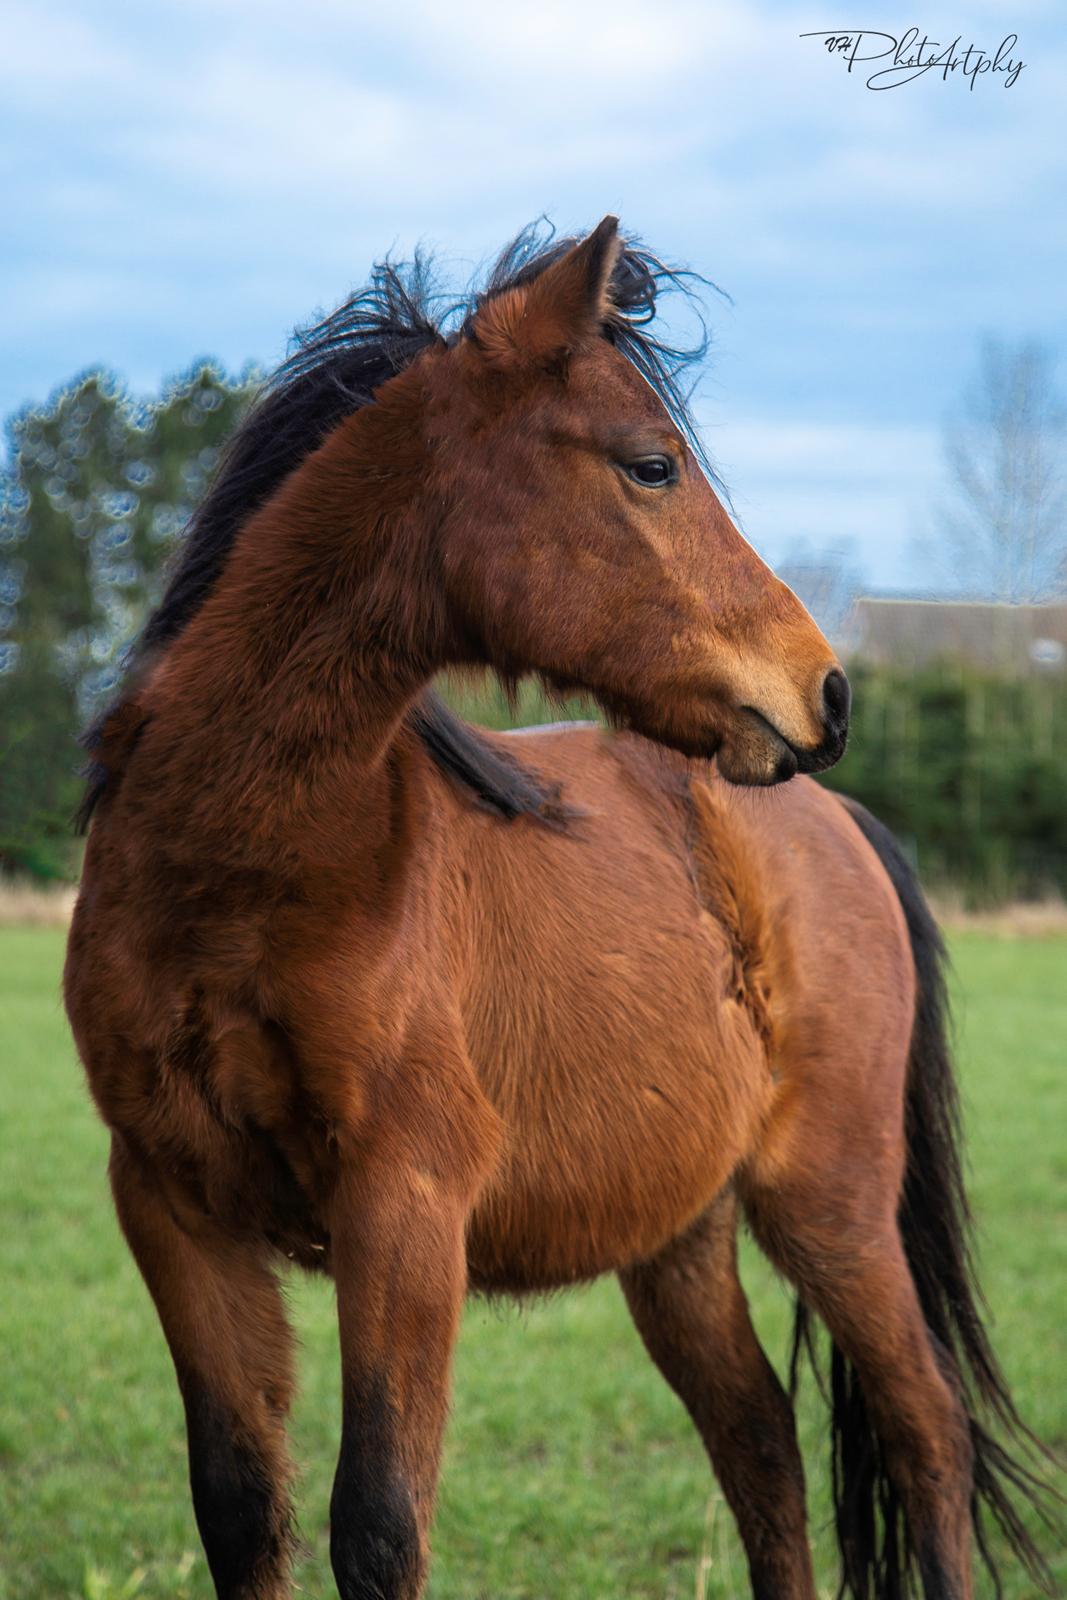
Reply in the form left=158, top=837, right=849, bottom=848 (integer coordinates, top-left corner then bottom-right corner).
left=327, top=1156, right=469, bottom=1600
left=109, top=1135, right=296, bottom=1600
left=619, top=1192, right=815, bottom=1600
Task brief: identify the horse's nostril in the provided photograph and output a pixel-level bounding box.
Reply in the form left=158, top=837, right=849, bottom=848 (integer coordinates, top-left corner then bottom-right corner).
left=822, top=668, right=851, bottom=730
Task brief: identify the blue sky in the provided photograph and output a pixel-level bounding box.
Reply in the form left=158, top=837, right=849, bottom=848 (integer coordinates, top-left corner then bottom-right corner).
left=4, top=0, right=1065, bottom=587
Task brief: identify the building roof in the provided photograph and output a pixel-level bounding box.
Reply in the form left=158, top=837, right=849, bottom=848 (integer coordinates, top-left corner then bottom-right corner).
left=842, top=598, right=1067, bottom=674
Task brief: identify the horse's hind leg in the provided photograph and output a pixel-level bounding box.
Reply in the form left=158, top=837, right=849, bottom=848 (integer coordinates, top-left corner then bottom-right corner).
left=743, top=1178, right=974, bottom=1600
left=619, top=1192, right=816, bottom=1600
left=109, top=1135, right=296, bottom=1600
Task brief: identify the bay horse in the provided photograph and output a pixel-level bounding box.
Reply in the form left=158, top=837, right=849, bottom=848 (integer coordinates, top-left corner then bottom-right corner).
left=64, top=218, right=1053, bottom=1600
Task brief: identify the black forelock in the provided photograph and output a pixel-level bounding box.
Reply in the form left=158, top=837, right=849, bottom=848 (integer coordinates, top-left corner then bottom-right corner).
left=77, top=221, right=720, bottom=831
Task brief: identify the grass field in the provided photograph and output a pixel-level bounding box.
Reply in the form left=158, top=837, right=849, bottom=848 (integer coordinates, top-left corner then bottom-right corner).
left=1, top=926, right=1064, bottom=1600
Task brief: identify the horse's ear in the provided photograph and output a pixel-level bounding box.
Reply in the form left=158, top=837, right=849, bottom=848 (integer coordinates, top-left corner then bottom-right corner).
left=471, top=216, right=621, bottom=369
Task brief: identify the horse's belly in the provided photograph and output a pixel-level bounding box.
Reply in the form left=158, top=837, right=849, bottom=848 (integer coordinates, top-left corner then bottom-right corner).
left=463, top=937, right=773, bottom=1292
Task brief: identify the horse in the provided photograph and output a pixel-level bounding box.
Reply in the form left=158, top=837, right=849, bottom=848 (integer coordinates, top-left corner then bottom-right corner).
left=64, top=217, right=1053, bottom=1600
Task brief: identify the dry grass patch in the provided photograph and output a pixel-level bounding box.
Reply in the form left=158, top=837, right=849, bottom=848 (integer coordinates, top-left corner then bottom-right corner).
left=0, top=880, right=78, bottom=927
left=3, top=873, right=1066, bottom=940
left=929, top=892, right=1067, bottom=939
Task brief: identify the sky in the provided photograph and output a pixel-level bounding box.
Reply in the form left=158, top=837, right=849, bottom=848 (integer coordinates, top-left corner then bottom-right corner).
left=3, top=0, right=1065, bottom=589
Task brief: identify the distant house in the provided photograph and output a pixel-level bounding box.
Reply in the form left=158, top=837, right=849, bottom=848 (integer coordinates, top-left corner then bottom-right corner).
left=842, top=598, right=1067, bottom=675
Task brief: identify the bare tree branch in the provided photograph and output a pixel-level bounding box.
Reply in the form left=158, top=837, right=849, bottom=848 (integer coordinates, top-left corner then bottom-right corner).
left=934, top=338, right=1067, bottom=602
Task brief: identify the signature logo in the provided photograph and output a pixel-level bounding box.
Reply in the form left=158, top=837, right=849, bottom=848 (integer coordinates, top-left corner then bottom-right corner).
left=800, top=28, right=1025, bottom=89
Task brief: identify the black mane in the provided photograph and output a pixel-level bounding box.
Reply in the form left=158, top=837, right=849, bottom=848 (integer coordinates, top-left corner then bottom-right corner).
left=77, top=222, right=714, bottom=831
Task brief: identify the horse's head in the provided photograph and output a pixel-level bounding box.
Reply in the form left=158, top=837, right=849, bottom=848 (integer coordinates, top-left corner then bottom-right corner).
left=429, top=217, right=848, bottom=785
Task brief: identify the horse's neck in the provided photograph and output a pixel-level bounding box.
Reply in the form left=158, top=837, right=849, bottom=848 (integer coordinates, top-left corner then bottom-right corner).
left=142, top=404, right=443, bottom=860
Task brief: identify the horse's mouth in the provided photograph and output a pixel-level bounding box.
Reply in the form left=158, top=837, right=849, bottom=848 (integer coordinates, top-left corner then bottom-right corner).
left=611, top=700, right=846, bottom=788
left=715, top=707, right=847, bottom=788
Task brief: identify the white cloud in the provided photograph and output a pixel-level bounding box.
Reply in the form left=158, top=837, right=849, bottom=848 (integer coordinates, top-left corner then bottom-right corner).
left=8, top=0, right=1061, bottom=258
left=2, top=0, right=1063, bottom=590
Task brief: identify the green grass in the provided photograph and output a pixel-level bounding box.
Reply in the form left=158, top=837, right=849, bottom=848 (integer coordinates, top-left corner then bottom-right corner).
left=1, top=928, right=1063, bottom=1599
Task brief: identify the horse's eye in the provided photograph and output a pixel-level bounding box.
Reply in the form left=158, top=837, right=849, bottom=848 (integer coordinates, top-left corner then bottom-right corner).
left=624, top=455, right=677, bottom=488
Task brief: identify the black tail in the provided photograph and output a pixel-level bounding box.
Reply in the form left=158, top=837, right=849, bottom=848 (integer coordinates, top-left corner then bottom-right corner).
left=792, top=798, right=1058, bottom=1599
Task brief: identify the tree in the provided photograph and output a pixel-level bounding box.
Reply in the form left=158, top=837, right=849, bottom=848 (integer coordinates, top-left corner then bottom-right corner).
left=0, top=365, right=256, bottom=876
left=933, top=338, right=1067, bottom=602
